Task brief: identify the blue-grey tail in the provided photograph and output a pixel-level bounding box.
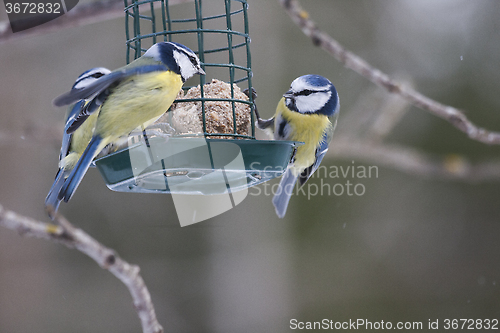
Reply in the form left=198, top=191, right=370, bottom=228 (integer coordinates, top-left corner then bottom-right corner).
left=58, top=136, right=103, bottom=203
left=272, top=168, right=298, bottom=218
left=45, top=168, right=66, bottom=219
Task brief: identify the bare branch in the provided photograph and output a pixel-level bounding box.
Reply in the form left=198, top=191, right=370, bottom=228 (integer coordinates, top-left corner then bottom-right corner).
left=331, top=138, right=500, bottom=183
left=0, top=204, right=163, bottom=333
left=327, top=84, right=500, bottom=183
left=0, top=0, right=194, bottom=44
left=279, top=0, right=500, bottom=145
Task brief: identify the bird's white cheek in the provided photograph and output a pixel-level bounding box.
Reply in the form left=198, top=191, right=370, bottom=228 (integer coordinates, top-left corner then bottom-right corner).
left=173, top=50, right=197, bottom=80
left=295, top=92, right=331, bottom=113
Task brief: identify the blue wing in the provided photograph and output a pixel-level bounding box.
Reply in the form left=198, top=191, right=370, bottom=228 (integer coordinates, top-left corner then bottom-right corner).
left=58, top=135, right=103, bottom=202
left=45, top=100, right=85, bottom=216
left=57, top=64, right=168, bottom=134
left=45, top=168, right=67, bottom=217
left=53, top=64, right=168, bottom=107
left=59, top=100, right=85, bottom=158
left=65, top=96, right=103, bottom=134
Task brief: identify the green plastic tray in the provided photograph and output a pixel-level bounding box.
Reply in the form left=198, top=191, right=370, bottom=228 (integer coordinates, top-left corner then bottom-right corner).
left=94, top=137, right=301, bottom=195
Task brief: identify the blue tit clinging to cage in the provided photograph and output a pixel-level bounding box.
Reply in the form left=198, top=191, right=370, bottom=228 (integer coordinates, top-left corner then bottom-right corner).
left=255, top=74, right=339, bottom=218
left=45, top=67, right=111, bottom=218
left=53, top=42, right=205, bottom=203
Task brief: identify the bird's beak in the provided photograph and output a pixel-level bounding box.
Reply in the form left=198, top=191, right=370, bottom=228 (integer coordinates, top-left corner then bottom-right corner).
left=197, top=67, right=206, bottom=75
left=283, top=90, right=294, bottom=99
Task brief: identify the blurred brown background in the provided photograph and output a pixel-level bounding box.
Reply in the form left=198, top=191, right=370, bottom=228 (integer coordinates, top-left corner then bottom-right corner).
left=1, top=0, right=500, bottom=332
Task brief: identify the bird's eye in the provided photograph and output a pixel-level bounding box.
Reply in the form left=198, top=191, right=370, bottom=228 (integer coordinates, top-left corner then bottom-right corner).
left=187, top=54, right=199, bottom=67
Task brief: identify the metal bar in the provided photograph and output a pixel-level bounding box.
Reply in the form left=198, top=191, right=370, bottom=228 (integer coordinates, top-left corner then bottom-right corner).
left=224, top=0, right=238, bottom=136
left=242, top=0, right=254, bottom=137
left=124, top=0, right=131, bottom=63
left=166, top=8, right=243, bottom=22
left=150, top=0, right=157, bottom=44
left=165, top=0, right=172, bottom=42
left=173, top=98, right=253, bottom=104
left=194, top=0, right=207, bottom=135
left=160, top=0, right=167, bottom=41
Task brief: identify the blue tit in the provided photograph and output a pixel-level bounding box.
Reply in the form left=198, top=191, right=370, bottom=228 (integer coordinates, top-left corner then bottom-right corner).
left=53, top=42, right=205, bottom=203
left=45, top=67, right=111, bottom=217
left=255, top=74, right=339, bottom=218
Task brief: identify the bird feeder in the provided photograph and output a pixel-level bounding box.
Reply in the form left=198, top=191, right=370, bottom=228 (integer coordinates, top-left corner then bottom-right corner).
left=94, top=0, right=300, bottom=194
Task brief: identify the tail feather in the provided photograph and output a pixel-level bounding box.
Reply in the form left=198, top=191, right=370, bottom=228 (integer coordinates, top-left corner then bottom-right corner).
left=58, top=136, right=103, bottom=203
left=272, top=168, right=298, bottom=218
left=45, top=168, right=67, bottom=218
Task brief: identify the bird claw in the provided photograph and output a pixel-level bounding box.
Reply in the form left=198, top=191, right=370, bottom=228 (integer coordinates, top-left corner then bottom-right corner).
left=242, top=87, right=257, bottom=101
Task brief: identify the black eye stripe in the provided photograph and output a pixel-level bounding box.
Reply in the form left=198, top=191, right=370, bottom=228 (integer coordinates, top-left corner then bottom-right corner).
left=174, top=45, right=197, bottom=62
left=91, top=73, right=106, bottom=79
left=73, top=71, right=107, bottom=89
left=188, top=54, right=199, bottom=65
left=178, top=50, right=199, bottom=67
left=297, top=89, right=313, bottom=96
left=294, top=89, right=328, bottom=96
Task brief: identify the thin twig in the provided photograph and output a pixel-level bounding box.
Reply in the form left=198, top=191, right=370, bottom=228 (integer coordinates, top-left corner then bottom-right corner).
left=0, top=0, right=194, bottom=44
left=330, top=138, right=500, bottom=183
left=0, top=204, right=163, bottom=333
left=328, top=83, right=500, bottom=183
left=279, top=0, right=500, bottom=145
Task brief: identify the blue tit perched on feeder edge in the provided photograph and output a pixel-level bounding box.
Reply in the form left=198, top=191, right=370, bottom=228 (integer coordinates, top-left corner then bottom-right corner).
left=255, top=74, right=339, bottom=218
left=45, top=67, right=111, bottom=218
left=52, top=42, right=205, bottom=205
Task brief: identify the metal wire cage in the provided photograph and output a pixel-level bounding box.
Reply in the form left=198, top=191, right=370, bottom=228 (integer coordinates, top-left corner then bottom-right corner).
left=124, top=0, right=255, bottom=139
left=94, top=0, right=301, bottom=195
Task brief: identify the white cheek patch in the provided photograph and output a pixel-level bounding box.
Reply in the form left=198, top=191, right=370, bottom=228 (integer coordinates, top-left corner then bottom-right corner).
left=295, top=91, right=332, bottom=113
left=73, top=68, right=110, bottom=90
left=173, top=50, right=197, bottom=80
left=73, top=78, right=95, bottom=90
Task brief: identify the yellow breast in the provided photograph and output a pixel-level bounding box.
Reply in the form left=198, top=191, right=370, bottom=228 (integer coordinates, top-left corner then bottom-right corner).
left=275, top=98, right=331, bottom=173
